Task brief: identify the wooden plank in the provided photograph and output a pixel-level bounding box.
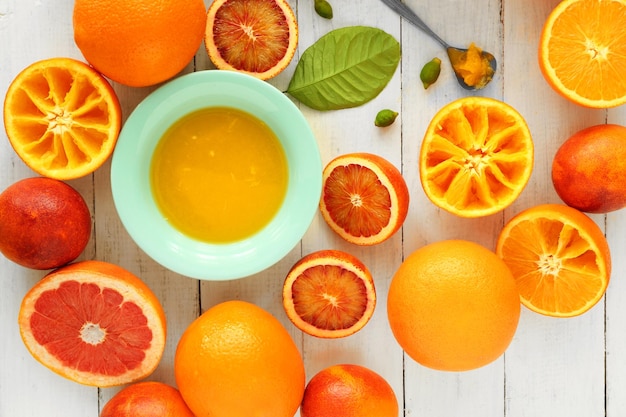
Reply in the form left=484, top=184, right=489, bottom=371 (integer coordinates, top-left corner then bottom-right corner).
left=605, top=104, right=626, bottom=416
left=503, top=0, right=608, bottom=416
left=0, top=1, right=101, bottom=415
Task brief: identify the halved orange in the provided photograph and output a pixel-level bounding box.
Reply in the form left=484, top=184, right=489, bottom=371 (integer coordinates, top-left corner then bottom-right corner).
left=319, top=152, right=409, bottom=246
left=282, top=250, right=376, bottom=338
left=496, top=203, right=611, bottom=318
left=205, top=0, right=298, bottom=80
left=419, top=96, right=534, bottom=218
left=538, top=0, right=626, bottom=108
left=3, top=57, right=122, bottom=180
left=18, top=260, right=167, bottom=387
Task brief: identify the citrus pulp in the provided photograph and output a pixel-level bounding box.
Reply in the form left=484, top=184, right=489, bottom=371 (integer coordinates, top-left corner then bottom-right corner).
left=282, top=249, right=376, bottom=338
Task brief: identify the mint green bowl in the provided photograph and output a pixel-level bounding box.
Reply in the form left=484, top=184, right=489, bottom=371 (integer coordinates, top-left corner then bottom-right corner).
left=110, top=70, right=322, bottom=280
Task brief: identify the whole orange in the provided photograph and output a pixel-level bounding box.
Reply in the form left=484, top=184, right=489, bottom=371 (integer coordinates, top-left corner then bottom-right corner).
left=552, top=124, right=626, bottom=213
left=300, top=364, right=398, bottom=417
left=101, top=381, right=194, bottom=417
left=174, top=300, right=305, bottom=417
left=73, top=0, right=207, bottom=87
left=0, top=177, right=91, bottom=270
left=387, top=239, right=521, bottom=371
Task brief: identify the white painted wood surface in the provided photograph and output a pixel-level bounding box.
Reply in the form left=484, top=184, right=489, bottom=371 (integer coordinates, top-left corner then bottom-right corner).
left=1, top=0, right=624, bottom=416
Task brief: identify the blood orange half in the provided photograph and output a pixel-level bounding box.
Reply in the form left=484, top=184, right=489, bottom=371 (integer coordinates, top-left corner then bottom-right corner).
left=319, top=153, right=409, bottom=246
left=18, top=260, right=166, bottom=387
left=282, top=250, right=376, bottom=338
left=205, top=0, right=298, bottom=80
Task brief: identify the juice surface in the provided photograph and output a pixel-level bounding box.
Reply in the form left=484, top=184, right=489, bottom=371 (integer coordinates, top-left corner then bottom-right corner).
left=151, top=106, right=288, bottom=243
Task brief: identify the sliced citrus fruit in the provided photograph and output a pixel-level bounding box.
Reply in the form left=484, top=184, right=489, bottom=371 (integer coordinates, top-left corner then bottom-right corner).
left=205, top=0, right=298, bottom=80
left=538, top=0, right=626, bottom=108
left=419, top=96, right=534, bottom=218
left=18, top=260, right=166, bottom=387
left=319, top=152, right=409, bottom=246
left=282, top=249, right=376, bottom=338
left=496, top=203, right=611, bottom=318
left=3, top=57, right=122, bottom=180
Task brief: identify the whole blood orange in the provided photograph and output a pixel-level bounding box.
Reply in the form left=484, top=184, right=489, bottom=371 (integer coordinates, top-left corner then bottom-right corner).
left=552, top=124, right=626, bottom=213
left=300, top=364, right=398, bottom=417
left=0, top=177, right=91, bottom=270
left=282, top=249, right=376, bottom=338
left=387, top=239, right=521, bottom=371
left=205, top=0, right=298, bottom=80
left=3, top=58, right=121, bottom=180
left=319, top=153, right=410, bottom=245
left=496, top=204, right=611, bottom=317
left=174, top=300, right=305, bottom=417
left=73, top=0, right=207, bottom=87
left=101, top=381, right=195, bottom=417
left=18, top=260, right=167, bottom=387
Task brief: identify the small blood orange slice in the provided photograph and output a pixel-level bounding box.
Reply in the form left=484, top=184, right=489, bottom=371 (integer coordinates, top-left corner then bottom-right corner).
left=3, top=57, right=122, bottom=180
left=205, top=0, right=298, bottom=80
left=18, top=260, right=166, bottom=387
left=282, top=250, right=376, bottom=338
left=319, top=153, right=409, bottom=246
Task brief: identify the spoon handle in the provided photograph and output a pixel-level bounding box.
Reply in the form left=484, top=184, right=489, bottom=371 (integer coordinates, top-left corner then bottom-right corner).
left=380, top=0, right=449, bottom=48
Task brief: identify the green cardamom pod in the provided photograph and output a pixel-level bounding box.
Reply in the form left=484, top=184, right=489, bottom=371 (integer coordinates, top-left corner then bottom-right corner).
left=314, top=0, right=333, bottom=19
left=420, top=57, right=442, bottom=89
left=374, top=109, right=399, bottom=127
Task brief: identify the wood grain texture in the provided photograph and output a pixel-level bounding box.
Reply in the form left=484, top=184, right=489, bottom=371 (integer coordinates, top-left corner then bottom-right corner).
left=1, top=0, right=624, bottom=416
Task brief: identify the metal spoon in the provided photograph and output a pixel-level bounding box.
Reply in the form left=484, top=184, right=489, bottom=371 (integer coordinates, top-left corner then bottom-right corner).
left=381, top=0, right=497, bottom=90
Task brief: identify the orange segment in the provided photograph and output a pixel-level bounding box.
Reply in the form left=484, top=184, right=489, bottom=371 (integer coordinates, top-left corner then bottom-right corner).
left=419, top=96, right=534, bottom=218
left=18, top=260, right=166, bottom=387
left=538, top=0, right=626, bottom=108
left=496, top=203, right=611, bottom=317
left=3, top=58, right=122, bottom=180
left=319, top=152, right=409, bottom=246
left=205, top=0, right=298, bottom=80
left=282, top=250, right=376, bottom=338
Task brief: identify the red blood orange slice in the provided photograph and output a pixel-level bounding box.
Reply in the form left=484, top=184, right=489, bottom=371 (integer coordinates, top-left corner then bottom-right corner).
left=18, top=260, right=166, bottom=387
left=319, top=152, right=410, bottom=246
left=205, top=0, right=298, bottom=80
left=282, top=249, right=376, bottom=338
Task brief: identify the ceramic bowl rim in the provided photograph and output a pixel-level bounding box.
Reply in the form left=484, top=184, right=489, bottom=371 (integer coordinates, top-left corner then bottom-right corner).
left=110, top=70, right=322, bottom=280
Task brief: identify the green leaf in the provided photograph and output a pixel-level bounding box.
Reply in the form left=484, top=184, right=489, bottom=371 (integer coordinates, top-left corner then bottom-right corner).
left=286, top=26, right=401, bottom=111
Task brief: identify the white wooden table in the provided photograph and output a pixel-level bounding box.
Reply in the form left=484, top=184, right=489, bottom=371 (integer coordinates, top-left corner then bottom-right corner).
left=2, top=0, right=625, bottom=416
